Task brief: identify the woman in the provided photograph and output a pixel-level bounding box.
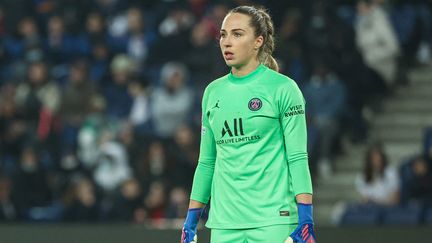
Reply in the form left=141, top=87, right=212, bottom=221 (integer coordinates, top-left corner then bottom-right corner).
left=181, top=6, right=316, bottom=243
left=355, top=143, right=399, bottom=205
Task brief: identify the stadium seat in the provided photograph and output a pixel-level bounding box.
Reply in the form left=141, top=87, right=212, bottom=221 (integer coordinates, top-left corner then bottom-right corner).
left=381, top=203, right=422, bottom=225
left=424, top=207, right=432, bottom=225
left=340, top=204, right=381, bottom=225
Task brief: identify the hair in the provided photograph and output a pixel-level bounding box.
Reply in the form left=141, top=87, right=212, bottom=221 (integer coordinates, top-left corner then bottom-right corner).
left=363, top=143, right=388, bottom=183
left=229, top=6, right=279, bottom=72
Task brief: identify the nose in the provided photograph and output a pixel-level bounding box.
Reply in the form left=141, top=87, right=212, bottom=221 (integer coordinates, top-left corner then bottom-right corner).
left=220, top=35, right=232, bottom=48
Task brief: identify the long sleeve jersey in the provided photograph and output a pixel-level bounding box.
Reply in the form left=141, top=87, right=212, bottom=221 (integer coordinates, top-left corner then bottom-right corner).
left=191, top=64, right=313, bottom=229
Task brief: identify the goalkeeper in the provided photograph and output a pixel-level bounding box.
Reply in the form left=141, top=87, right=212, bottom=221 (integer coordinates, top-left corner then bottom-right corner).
left=181, top=5, right=316, bottom=243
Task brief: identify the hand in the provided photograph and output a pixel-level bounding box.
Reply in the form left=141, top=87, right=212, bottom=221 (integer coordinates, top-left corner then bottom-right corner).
left=180, top=208, right=203, bottom=243
left=181, top=228, right=198, bottom=243
left=288, top=203, right=316, bottom=243
left=284, top=236, right=294, bottom=243
left=287, top=223, right=316, bottom=243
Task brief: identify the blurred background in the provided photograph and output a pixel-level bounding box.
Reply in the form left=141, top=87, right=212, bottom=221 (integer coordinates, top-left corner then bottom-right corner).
left=0, top=0, right=431, bottom=242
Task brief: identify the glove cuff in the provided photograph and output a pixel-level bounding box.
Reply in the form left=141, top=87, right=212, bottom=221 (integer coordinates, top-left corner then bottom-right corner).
left=184, top=208, right=203, bottom=232
left=297, top=203, right=313, bottom=225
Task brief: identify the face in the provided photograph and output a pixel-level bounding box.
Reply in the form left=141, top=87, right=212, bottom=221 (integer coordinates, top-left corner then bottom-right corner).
left=371, top=150, right=383, bottom=171
left=357, top=1, right=370, bottom=15
left=127, top=8, right=143, bottom=33
left=28, top=63, right=47, bottom=84
left=48, top=16, right=64, bottom=35
left=219, top=13, right=263, bottom=68
left=86, top=13, right=104, bottom=33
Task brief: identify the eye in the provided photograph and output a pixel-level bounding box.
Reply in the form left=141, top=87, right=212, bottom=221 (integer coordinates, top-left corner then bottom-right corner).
left=234, top=32, right=242, bottom=37
left=219, top=32, right=226, bottom=38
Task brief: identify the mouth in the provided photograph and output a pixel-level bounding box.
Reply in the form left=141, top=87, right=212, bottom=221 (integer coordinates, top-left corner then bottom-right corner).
left=224, top=51, right=234, bottom=60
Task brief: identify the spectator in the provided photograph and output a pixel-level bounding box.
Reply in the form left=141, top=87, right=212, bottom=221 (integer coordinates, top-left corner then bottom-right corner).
left=303, top=63, right=346, bottom=178
left=60, top=59, right=96, bottom=148
left=355, top=0, right=400, bottom=88
left=135, top=140, right=169, bottom=189
left=144, top=180, right=166, bottom=221
left=401, top=155, right=432, bottom=204
left=108, top=7, right=156, bottom=62
left=275, top=9, right=305, bottom=83
left=93, top=130, right=132, bottom=193
left=148, top=6, right=194, bottom=64
left=127, top=75, right=151, bottom=132
left=89, top=42, right=110, bottom=85
left=4, top=17, right=43, bottom=62
left=399, top=128, right=432, bottom=205
left=64, top=176, right=100, bottom=222
left=44, top=15, right=76, bottom=65
left=183, top=19, right=222, bottom=91
left=355, top=144, right=400, bottom=206
left=166, top=124, right=198, bottom=188
left=165, top=186, right=188, bottom=219
left=103, top=54, right=134, bottom=120
left=77, top=94, right=112, bottom=168
left=125, top=7, right=155, bottom=65
left=79, top=11, right=109, bottom=56
left=14, top=61, right=61, bottom=141
left=12, top=146, right=52, bottom=218
left=0, top=175, right=17, bottom=221
left=202, top=3, right=229, bottom=39
left=108, top=177, right=145, bottom=222
left=150, top=62, right=194, bottom=139
left=0, top=86, right=28, bottom=174
left=53, top=0, right=95, bottom=34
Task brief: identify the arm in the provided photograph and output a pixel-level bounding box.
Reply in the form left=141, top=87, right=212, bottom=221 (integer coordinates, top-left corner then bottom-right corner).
left=279, top=80, right=316, bottom=243
left=296, top=193, right=313, bottom=204
left=279, top=80, right=313, bottom=197
left=189, top=200, right=206, bottom=209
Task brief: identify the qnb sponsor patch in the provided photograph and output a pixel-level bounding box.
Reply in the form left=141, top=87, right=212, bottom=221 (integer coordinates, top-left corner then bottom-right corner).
left=284, top=104, right=305, bottom=117
left=201, top=125, right=207, bottom=135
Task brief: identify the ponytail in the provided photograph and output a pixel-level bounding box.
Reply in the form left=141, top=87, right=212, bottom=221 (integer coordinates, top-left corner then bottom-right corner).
left=264, top=55, right=279, bottom=72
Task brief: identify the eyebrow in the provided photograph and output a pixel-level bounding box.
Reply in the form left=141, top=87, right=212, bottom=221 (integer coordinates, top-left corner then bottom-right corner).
left=220, top=28, right=246, bottom=32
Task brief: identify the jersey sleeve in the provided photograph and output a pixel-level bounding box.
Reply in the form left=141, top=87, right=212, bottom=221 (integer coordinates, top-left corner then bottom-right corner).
left=278, top=79, right=313, bottom=196
left=190, top=86, right=217, bottom=204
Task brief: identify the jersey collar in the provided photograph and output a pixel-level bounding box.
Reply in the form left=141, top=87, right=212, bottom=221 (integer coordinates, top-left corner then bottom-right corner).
left=228, top=64, right=267, bottom=84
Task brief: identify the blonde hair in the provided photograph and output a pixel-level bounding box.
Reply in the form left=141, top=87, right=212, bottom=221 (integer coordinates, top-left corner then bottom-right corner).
left=229, top=6, right=279, bottom=72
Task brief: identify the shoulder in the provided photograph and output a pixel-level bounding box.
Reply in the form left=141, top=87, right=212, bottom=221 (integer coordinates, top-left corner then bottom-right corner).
left=264, top=68, right=300, bottom=91
left=266, top=71, right=302, bottom=100
left=384, top=166, right=398, bottom=179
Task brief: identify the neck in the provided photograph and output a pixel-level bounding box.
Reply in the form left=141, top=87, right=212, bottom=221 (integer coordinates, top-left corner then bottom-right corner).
left=231, top=59, right=260, bottom=77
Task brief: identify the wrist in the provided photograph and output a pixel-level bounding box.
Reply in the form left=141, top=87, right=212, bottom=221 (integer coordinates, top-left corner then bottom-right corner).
left=297, top=203, right=313, bottom=224
left=184, top=208, right=203, bottom=231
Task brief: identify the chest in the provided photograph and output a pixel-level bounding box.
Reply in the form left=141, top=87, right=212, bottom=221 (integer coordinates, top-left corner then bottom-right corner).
left=206, top=86, right=280, bottom=140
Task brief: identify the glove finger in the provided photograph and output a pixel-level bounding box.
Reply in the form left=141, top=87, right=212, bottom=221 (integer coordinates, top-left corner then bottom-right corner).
left=181, top=229, right=186, bottom=243
left=284, top=236, right=294, bottom=243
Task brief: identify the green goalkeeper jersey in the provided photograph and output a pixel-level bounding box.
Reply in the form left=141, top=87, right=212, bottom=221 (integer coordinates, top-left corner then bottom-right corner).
left=191, top=64, right=313, bottom=229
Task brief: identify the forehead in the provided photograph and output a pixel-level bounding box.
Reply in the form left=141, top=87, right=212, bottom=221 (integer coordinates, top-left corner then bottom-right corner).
left=221, top=13, right=252, bottom=31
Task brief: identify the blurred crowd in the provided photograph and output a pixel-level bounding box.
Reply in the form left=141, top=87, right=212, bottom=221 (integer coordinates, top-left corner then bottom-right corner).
left=0, top=0, right=431, bottom=224
left=340, top=129, right=432, bottom=225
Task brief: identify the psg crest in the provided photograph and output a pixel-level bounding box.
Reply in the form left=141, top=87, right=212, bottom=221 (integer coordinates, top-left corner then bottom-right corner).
left=248, top=98, right=262, bottom=111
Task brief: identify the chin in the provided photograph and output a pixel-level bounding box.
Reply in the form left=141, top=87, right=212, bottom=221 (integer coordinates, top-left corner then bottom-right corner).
left=225, top=60, right=239, bottom=67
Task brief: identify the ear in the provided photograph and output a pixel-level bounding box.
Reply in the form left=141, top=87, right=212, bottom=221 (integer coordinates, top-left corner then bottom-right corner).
left=254, top=35, right=264, bottom=50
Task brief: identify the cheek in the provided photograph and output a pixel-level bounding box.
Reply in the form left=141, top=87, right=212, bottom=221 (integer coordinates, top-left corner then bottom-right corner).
left=238, top=40, right=254, bottom=55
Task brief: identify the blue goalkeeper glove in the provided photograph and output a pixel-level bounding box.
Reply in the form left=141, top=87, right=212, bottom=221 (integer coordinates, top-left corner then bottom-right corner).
left=288, top=203, right=316, bottom=243
left=181, top=208, right=203, bottom=243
